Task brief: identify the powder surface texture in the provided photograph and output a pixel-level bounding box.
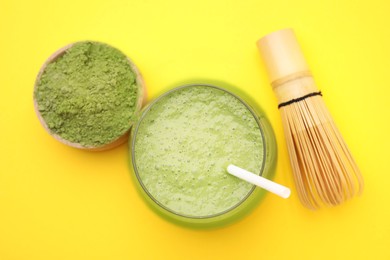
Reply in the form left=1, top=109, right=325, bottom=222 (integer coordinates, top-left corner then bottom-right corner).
left=35, top=42, right=139, bottom=147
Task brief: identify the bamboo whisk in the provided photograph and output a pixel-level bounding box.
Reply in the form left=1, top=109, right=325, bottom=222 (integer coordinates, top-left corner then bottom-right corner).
left=257, top=29, right=364, bottom=209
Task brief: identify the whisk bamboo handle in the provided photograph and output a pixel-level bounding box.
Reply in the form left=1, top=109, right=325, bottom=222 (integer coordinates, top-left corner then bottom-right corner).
left=257, top=28, right=318, bottom=105
left=257, top=28, right=309, bottom=84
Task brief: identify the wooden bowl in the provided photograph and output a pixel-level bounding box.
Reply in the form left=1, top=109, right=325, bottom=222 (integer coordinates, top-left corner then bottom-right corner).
left=33, top=42, right=146, bottom=151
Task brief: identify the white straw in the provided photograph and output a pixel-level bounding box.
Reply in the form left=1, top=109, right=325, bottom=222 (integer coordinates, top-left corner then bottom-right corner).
left=227, top=164, right=291, bottom=199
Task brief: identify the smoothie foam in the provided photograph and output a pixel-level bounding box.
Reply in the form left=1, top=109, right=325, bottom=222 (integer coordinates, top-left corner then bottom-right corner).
left=133, top=85, right=264, bottom=218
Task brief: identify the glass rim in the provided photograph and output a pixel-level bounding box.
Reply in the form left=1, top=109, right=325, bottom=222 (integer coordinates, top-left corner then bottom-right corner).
left=131, top=83, right=267, bottom=219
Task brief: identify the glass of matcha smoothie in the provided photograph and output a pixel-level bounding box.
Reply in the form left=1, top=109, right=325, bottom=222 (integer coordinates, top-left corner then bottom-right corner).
left=130, top=84, right=276, bottom=228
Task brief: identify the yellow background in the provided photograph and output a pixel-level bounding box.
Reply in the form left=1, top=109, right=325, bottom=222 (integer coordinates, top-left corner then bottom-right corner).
left=0, top=0, right=389, bottom=259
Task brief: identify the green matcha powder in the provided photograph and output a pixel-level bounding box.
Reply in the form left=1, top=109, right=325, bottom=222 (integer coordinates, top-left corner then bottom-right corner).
left=35, top=42, right=139, bottom=147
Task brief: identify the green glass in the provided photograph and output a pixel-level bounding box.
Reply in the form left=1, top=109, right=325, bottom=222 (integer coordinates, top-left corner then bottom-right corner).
left=129, top=83, right=277, bottom=229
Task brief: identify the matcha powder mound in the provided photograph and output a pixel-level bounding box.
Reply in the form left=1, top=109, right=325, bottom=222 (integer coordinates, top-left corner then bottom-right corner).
left=35, top=42, right=140, bottom=147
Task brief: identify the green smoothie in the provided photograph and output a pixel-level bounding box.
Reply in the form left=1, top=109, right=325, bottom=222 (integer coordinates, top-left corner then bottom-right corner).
left=133, top=85, right=265, bottom=218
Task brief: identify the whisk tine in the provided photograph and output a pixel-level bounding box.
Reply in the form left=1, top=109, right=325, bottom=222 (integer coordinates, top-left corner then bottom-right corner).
left=257, top=28, right=364, bottom=209
left=320, top=101, right=364, bottom=195
left=294, top=102, right=340, bottom=206
left=303, top=99, right=345, bottom=203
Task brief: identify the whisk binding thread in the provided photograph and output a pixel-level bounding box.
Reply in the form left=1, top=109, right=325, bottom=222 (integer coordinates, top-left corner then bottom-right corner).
left=278, top=91, right=322, bottom=109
